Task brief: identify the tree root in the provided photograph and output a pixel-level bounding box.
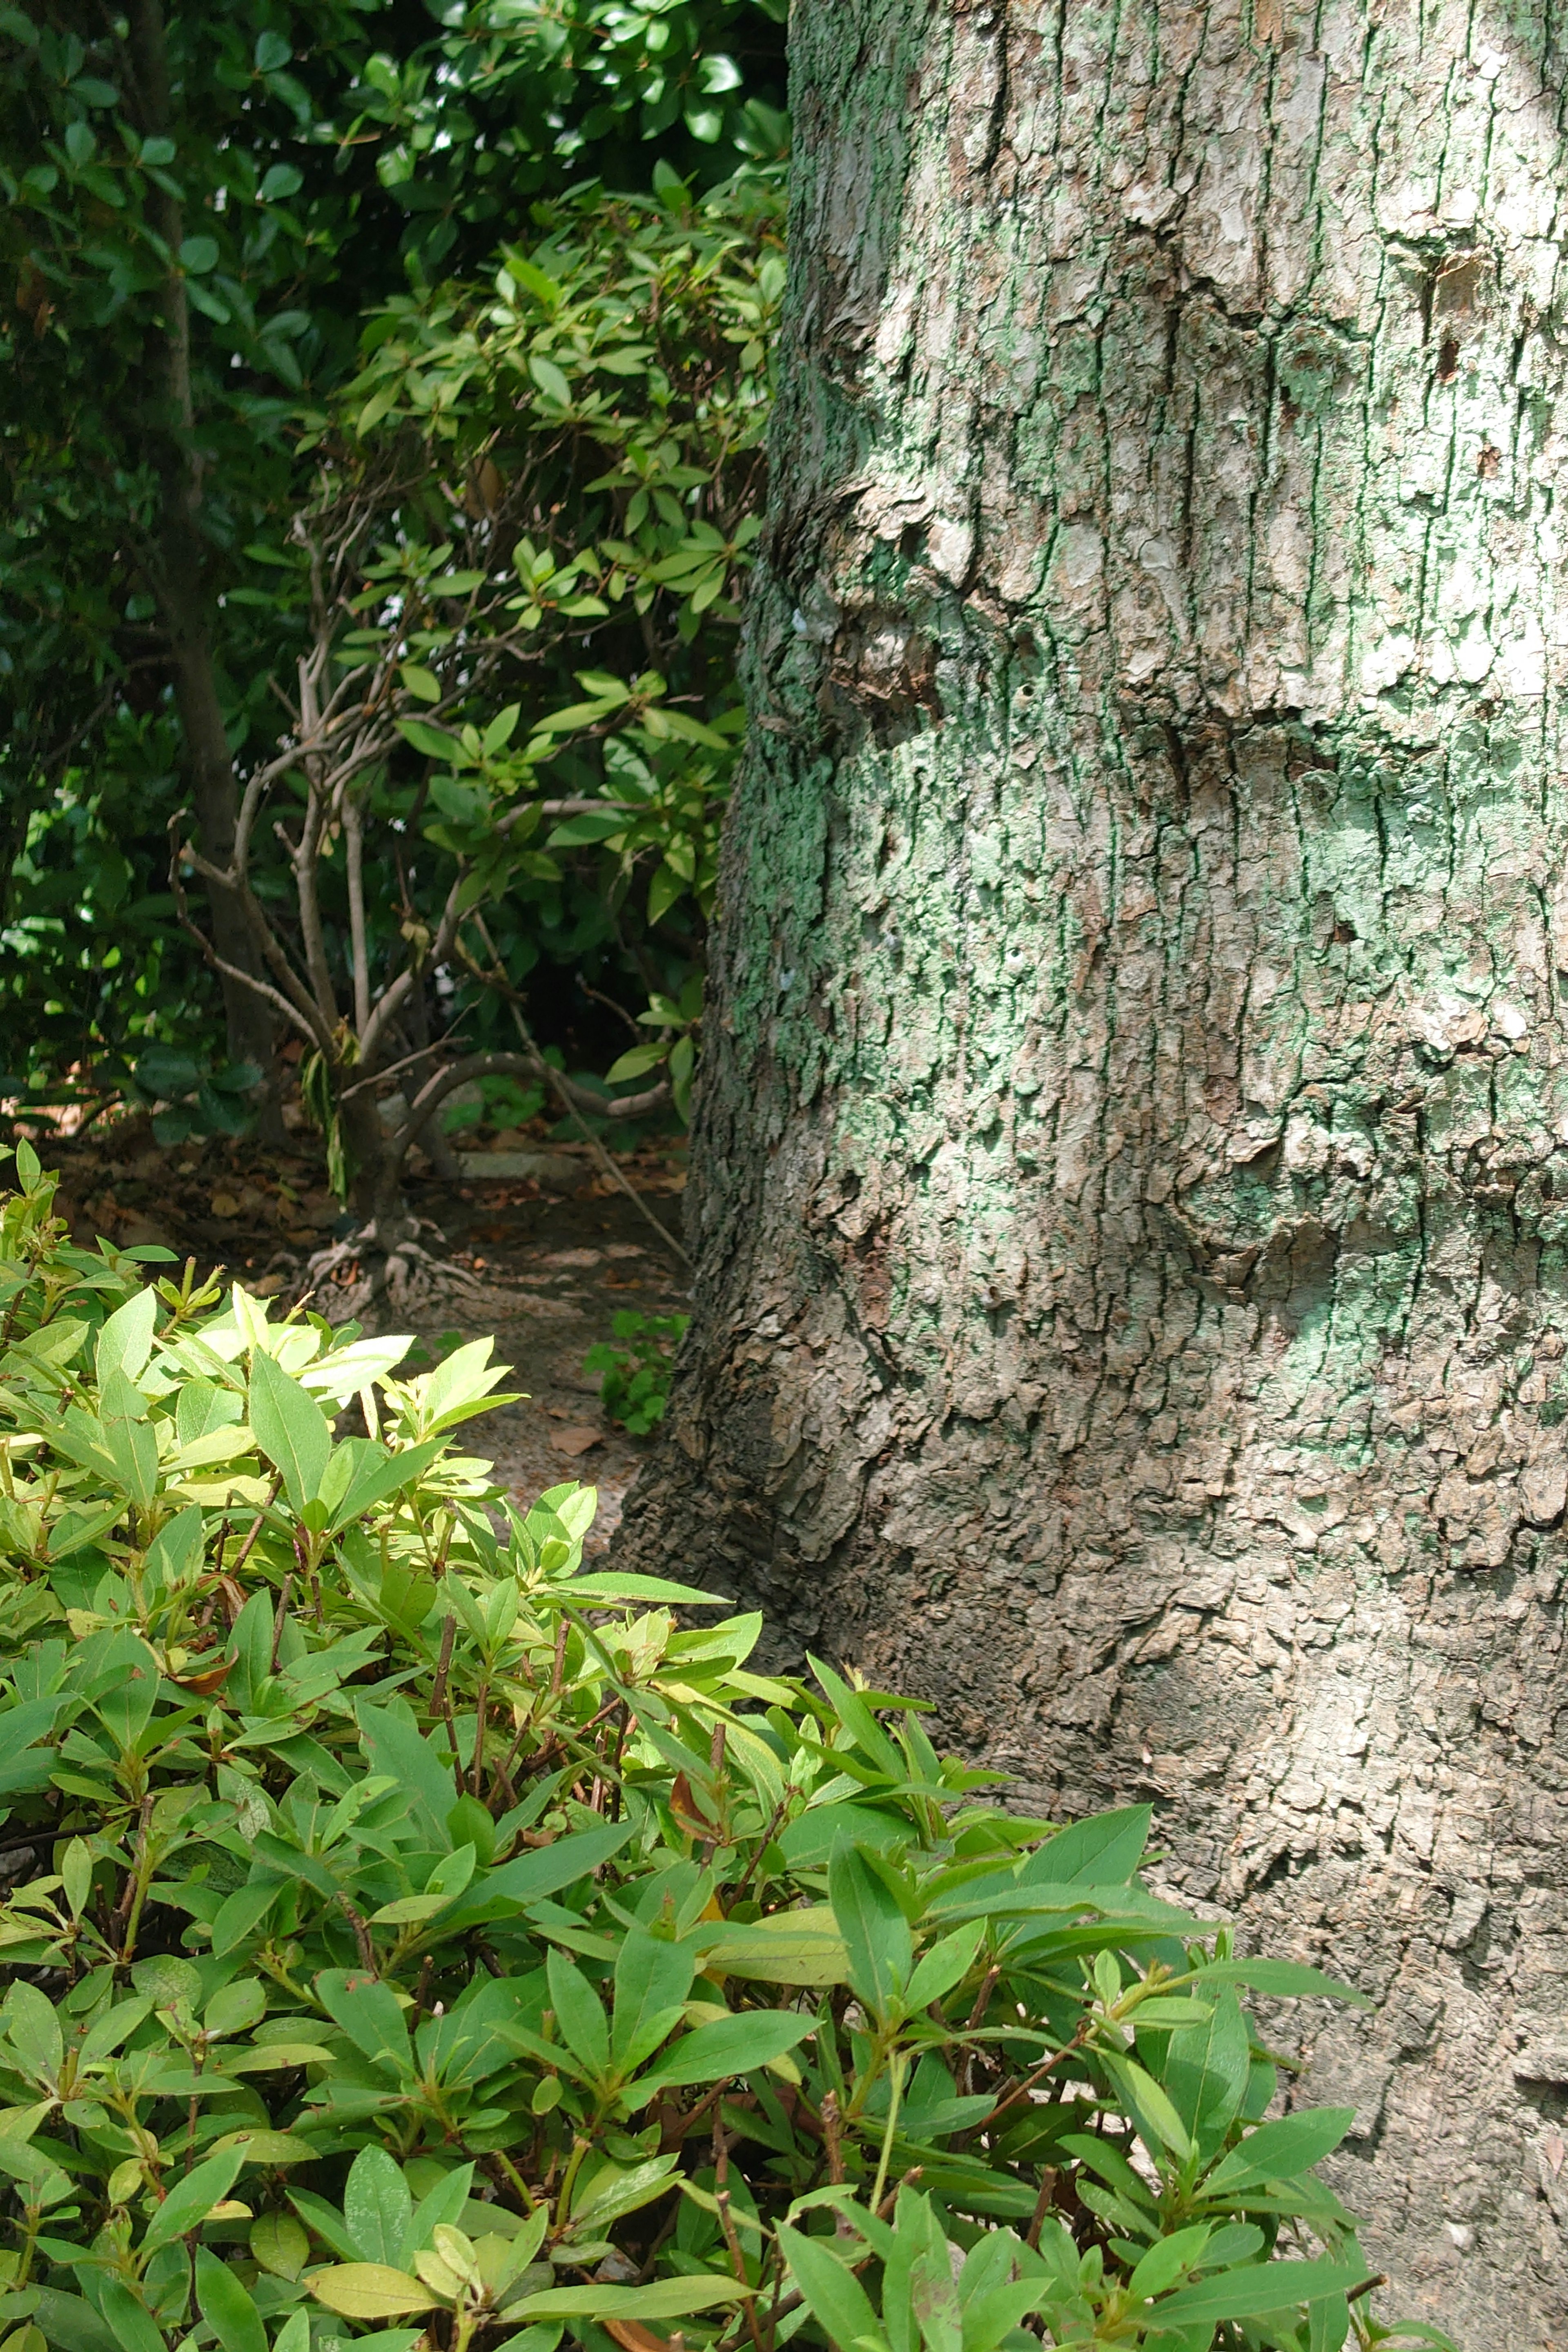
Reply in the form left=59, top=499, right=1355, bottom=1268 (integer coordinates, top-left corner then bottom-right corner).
left=285, top=1212, right=526, bottom=1328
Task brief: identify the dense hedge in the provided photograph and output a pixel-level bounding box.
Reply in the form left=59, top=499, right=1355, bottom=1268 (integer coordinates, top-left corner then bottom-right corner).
left=0, top=1147, right=1426, bottom=2352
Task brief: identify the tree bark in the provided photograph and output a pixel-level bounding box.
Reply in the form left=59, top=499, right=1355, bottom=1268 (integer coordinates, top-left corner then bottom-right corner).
left=622, top=1, right=1568, bottom=2339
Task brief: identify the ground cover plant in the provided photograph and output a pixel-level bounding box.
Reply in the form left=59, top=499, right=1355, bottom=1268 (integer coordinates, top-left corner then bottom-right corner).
left=583, top=1313, right=690, bottom=1435
left=0, top=1147, right=1441, bottom=2352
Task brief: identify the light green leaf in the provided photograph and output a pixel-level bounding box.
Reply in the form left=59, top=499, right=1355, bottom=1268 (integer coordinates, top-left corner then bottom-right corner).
left=95, top=1288, right=157, bottom=1390
left=626, top=2009, right=813, bottom=2105
left=528, top=355, right=572, bottom=405
left=697, top=1908, right=849, bottom=1988
left=308, top=2267, right=437, bottom=2321
left=248, top=1347, right=332, bottom=1512
left=140, top=2147, right=245, bottom=2255
left=1201, top=2107, right=1356, bottom=2197
left=251, top=2212, right=311, bottom=2282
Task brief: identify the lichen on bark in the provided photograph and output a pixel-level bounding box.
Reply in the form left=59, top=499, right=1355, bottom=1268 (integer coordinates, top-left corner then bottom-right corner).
left=624, top=2, right=1568, bottom=2338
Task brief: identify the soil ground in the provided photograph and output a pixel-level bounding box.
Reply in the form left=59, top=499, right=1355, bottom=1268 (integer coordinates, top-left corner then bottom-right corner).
left=37, top=1117, right=690, bottom=1557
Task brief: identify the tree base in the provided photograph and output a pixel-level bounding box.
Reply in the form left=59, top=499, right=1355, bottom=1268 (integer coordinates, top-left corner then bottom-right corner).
left=287, top=1211, right=521, bottom=1328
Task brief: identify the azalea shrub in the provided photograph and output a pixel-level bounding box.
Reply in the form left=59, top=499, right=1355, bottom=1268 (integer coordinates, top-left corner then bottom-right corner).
left=0, top=1148, right=1441, bottom=2352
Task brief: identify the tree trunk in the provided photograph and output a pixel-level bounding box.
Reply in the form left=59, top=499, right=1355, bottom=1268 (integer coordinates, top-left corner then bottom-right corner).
left=622, top=0, right=1568, bottom=2338
left=127, top=0, right=281, bottom=1135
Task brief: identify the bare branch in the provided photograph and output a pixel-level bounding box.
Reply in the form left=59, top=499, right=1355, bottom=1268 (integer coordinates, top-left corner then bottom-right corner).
left=168, top=842, right=323, bottom=1045
left=345, top=792, right=370, bottom=1036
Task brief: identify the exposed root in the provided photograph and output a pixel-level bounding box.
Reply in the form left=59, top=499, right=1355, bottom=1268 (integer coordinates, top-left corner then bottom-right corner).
left=295, top=1212, right=523, bottom=1328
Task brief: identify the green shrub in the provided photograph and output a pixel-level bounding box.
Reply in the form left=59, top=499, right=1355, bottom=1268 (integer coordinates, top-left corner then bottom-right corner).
left=584, top=1313, right=691, bottom=1436
left=0, top=1148, right=1439, bottom=2352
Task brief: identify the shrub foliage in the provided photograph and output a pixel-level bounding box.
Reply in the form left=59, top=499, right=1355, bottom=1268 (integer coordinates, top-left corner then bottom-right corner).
left=0, top=1151, right=1431, bottom=2352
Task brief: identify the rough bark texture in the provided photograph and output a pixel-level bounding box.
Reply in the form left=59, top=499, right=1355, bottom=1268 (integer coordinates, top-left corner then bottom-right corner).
left=621, top=1, right=1568, bottom=2339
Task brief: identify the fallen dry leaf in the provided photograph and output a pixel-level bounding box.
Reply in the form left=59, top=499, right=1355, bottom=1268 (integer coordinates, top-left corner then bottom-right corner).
left=548, top=1424, right=602, bottom=1457
left=210, top=1191, right=240, bottom=1219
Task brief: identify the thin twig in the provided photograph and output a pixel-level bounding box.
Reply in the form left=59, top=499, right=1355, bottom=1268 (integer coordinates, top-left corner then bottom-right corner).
left=231, top=1478, right=283, bottom=1581
left=269, top=1573, right=294, bottom=1675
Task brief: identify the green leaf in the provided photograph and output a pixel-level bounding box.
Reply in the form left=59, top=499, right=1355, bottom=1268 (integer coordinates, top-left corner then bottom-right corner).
left=606, top=1043, right=667, bottom=1083
left=647, top=862, right=685, bottom=926
left=195, top=2250, right=267, bottom=2352
left=397, top=717, right=466, bottom=762
left=345, top=2145, right=414, bottom=2267
left=308, top=2268, right=437, bottom=2321
left=904, top=1918, right=984, bottom=2011
left=1196, top=1958, right=1372, bottom=2007
left=777, top=2223, right=886, bottom=2352
left=442, top=1819, right=634, bottom=1927
left=139, top=2145, right=244, bottom=2255
left=546, top=1944, right=609, bottom=2079
left=1201, top=2107, right=1356, bottom=2197
left=1145, top=1984, right=1250, bottom=2160
left=697, top=1909, right=850, bottom=1988
left=401, top=664, right=441, bottom=702
left=326, top=1431, right=450, bottom=1534
left=612, top=1928, right=696, bottom=2071
left=528, top=355, right=572, bottom=405
left=626, top=2008, right=813, bottom=2105
left=316, top=1970, right=414, bottom=2077
left=249, top=1347, right=333, bottom=1512
left=251, top=2212, right=311, bottom=2282
left=1101, top=2054, right=1194, bottom=2165
left=829, top=1843, right=912, bottom=2017
left=179, top=235, right=219, bottom=274
left=30, top=2290, right=118, bottom=2352
left=95, top=1286, right=156, bottom=1389
left=1020, top=1805, right=1150, bottom=1887
left=1126, top=2224, right=1212, bottom=2302
left=96, top=2284, right=162, bottom=2352
left=504, top=2280, right=751, bottom=2323
left=1153, top=2261, right=1368, bottom=2327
